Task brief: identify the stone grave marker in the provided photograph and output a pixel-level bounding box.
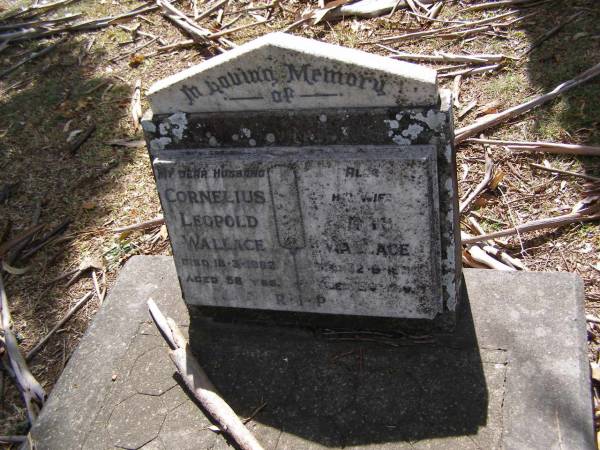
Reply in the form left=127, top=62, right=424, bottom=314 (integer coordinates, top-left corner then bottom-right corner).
left=143, top=32, right=460, bottom=324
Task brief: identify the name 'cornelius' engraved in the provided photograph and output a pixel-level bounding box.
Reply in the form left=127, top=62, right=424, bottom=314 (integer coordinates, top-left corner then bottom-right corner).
left=164, top=189, right=266, bottom=204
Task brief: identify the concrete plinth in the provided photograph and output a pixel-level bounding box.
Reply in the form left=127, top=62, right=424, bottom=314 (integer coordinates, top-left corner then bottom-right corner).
left=30, top=256, right=594, bottom=449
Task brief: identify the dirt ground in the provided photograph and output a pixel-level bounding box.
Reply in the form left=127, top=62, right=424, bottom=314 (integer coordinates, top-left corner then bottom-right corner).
left=0, top=0, right=599, bottom=444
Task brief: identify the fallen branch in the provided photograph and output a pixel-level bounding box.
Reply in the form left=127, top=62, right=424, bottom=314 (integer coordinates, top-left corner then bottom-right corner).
left=459, top=149, right=494, bottom=214
left=106, top=138, right=146, bottom=148
left=455, top=62, right=600, bottom=143
left=130, top=80, right=142, bottom=131
left=464, top=241, right=515, bottom=271
left=464, top=138, right=600, bottom=156
left=0, top=14, right=82, bottom=31
left=1, top=0, right=79, bottom=21
left=144, top=39, right=196, bottom=57
left=109, top=37, right=159, bottom=63
left=26, top=291, right=94, bottom=361
left=376, top=11, right=516, bottom=43
left=438, top=64, right=502, bottom=78
left=461, top=212, right=600, bottom=244
left=147, top=299, right=265, bottom=450
left=207, top=18, right=270, bottom=39
left=157, top=0, right=235, bottom=51
left=0, top=36, right=67, bottom=79
left=66, top=123, right=95, bottom=154
left=4, top=4, right=162, bottom=43
left=530, top=163, right=600, bottom=182
left=586, top=314, right=600, bottom=325
left=387, top=50, right=506, bottom=64
left=482, top=245, right=526, bottom=270
left=0, top=274, right=45, bottom=423
left=0, top=224, right=44, bottom=258
left=522, top=11, right=582, bottom=56
left=196, top=0, right=229, bottom=21
left=113, top=216, right=164, bottom=233
left=468, top=216, right=526, bottom=269
left=460, top=0, right=545, bottom=12
left=20, top=219, right=70, bottom=260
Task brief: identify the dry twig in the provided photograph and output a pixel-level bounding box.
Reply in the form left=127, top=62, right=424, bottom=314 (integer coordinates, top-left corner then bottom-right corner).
left=113, top=216, right=165, bottom=234
left=0, top=274, right=45, bottom=423
left=461, top=212, right=600, bottom=244
left=130, top=80, right=142, bottom=131
left=375, top=11, right=517, bottom=43
left=460, top=0, right=545, bottom=12
left=455, top=62, right=600, bottom=143
left=459, top=149, right=494, bottom=214
left=0, top=36, right=67, bottom=79
left=147, top=299, right=265, bottom=450
left=465, top=138, right=600, bottom=156
left=26, top=291, right=94, bottom=361
left=530, top=163, right=600, bottom=182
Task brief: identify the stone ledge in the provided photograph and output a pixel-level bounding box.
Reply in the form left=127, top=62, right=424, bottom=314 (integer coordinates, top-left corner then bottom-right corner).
left=30, top=256, right=594, bottom=450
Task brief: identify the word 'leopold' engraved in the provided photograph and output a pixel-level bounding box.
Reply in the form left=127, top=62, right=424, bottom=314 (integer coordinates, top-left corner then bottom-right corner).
left=179, top=213, right=259, bottom=228
left=179, top=63, right=387, bottom=105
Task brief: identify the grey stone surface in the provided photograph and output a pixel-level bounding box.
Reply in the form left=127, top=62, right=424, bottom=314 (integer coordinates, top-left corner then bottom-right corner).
left=30, top=256, right=594, bottom=450
left=143, top=34, right=461, bottom=321
left=146, top=33, right=438, bottom=114
left=157, top=146, right=442, bottom=319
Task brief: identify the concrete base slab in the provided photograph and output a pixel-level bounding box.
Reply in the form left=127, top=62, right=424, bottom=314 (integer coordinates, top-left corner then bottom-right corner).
left=30, top=256, right=594, bottom=449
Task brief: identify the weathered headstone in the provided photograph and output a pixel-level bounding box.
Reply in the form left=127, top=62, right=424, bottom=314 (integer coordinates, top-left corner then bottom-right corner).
left=143, top=32, right=460, bottom=325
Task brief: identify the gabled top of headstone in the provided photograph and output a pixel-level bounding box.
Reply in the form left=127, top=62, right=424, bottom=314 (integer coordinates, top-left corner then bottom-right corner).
left=147, top=32, right=438, bottom=114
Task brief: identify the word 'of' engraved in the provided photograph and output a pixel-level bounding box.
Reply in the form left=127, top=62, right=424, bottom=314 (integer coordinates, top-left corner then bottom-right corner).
left=183, top=235, right=266, bottom=251
left=164, top=189, right=266, bottom=204
left=179, top=63, right=388, bottom=105
left=179, top=213, right=258, bottom=228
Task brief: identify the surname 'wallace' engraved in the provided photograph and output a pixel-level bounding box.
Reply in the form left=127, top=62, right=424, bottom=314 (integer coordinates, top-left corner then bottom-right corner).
left=183, top=235, right=266, bottom=252
left=164, top=189, right=266, bottom=204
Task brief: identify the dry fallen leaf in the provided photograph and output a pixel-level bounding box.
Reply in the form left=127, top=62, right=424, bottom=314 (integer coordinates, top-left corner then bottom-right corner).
left=476, top=100, right=502, bottom=116
left=129, top=54, right=145, bottom=67
left=160, top=224, right=169, bottom=241
left=82, top=201, right=96, bottom=210
left=489, top=170, right=505, bottom=190
left=473, top=196, right=489, bottom=208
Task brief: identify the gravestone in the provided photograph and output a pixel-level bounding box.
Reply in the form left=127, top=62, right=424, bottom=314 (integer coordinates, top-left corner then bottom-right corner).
left=142, top=32, right=460, bottom=325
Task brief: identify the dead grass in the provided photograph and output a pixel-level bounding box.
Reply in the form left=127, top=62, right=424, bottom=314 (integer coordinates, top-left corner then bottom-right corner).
left=0, top=0, right=599, bottom=442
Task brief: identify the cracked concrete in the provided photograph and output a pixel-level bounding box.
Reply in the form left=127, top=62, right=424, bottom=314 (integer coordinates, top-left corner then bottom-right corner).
left=29, top=256, right=593, bottom=449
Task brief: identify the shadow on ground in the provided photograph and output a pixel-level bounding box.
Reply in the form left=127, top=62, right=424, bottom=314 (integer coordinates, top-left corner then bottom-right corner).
left=0, top=35, right=135, bottom=433
left=185, top=291, right=494, bottom=448
left=518, top=0, right=600, bottom=169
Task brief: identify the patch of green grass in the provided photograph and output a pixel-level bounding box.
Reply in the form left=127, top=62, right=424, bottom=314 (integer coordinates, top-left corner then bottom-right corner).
left=482, top=219, right=504, bottom=232
left=483, top=71, right=527, bottom=104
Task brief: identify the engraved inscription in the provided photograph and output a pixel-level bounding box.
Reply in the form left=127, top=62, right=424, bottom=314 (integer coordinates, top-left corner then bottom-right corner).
left=154, top=146, right=441, bottom=319
left=178, top=62, right=387, bottom=107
